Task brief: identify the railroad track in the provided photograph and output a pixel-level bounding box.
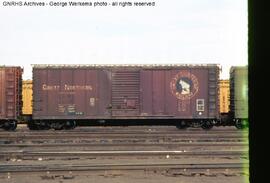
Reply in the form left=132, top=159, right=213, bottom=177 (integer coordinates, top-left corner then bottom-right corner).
left=1, top=125, right=248, bottom=134
left=0, top=150, right=248, bottom=158
left=0, top=128, right=248, bottom=151
left=0, top=162, right=249, bottom=174
left=0, top=142, right=248, bottom=148
left=0, top=133, right=248, bottom=140
left=0, top=140, right=248, bottom=160
left=0, top=126, right=249, bottom=177
left=13, top=125, right=244, bottom=132
left=0, top=128, right=248, bottom=135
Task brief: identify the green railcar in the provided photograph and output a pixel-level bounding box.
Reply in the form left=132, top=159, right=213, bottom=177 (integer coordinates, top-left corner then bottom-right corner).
left=229, top=66, right=248, bottom=129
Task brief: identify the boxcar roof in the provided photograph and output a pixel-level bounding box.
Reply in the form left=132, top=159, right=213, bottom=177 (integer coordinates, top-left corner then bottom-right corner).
left=32, top=64, right=220, bottom=69
left=230, top=66, right=248, bottom=73
left=0, top=66, right=22, bottom=68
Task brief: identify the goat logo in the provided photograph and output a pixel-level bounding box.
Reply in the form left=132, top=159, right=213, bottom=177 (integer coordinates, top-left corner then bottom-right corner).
left=170, top=71, right=199, bottom=100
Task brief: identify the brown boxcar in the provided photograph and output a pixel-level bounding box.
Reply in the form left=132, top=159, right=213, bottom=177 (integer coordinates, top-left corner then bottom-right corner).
left=0, top=66, right=23, bottom=130
left=31, top=64, right=220, bottom=130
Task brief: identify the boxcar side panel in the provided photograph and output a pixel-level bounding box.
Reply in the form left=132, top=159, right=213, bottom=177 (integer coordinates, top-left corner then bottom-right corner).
left=152, top=70, right=166, bottom=115
left=140, top=70, right=153, bottom=116
left=33, top=69, right=47, bottom=118
left=170, top=69, right=193, bottom=118
left=111, top=69, right=140, bottom=116
left=97, top=70, right=111, bottom=117
left=47, top=69, right=60, bottom=117
left=190, top=68, right=209, bottom=118
left=0, top=69, right=6, bottom=119
left=230, top=67, right=248, bottom=119
left=33, top=68, right=111, bottom=120
left=73, top=69, right=88, bottom=117
left=208, top=67, right=219, bottom=118
left=0, top=67, right=22, bottom=120
left=165, top=70, right=177, bottom=116
left=85, top=70, right=97, bottom=116
left=58, top=69, right=73, bottom=117
left=140, top=66, right=219, bottom=119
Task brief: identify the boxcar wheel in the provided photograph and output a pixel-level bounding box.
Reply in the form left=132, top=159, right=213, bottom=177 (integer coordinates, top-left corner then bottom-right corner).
left=242, top=119, right=248, bottom=129
left=39, top=121, right=50, bottom=130
left=52, top=122, right=64, bottom=130
left=4, top=121, right=17, bottom=131
left=27, top=122, right=40, bottom=130
left=9, top=121, right=17, bottom=131
left=64, top=121, right=76, bottom=130
left=235, top=119, right=243, bottom=129
left=201, top=121, right=213, bottom=130
left=176, top=121, right=188, bottom=129
left=28, top=123, right=36, bottom=130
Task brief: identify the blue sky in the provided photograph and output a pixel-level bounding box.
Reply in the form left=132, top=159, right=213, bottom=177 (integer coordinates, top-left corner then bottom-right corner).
left=0, top=0, right=247, bottom=79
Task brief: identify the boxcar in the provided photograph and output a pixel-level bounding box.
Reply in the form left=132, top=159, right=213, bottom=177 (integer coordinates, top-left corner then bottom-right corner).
left=219, top=80, right=230, bottom=114
left=29, top=64, right=220, bottom=130
left=0, top=66, right=23, bottom=130
left=21, top=80, right=33, bottom=123
left=22, top=80, right=33, bottom=115
left=229, top=66, right=248, bottom=129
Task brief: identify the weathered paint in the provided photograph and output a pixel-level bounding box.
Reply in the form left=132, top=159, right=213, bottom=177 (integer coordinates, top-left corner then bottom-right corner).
left=219, top=80, right=230, bottom=113
left=32, top=65, right=220, bottom=120
left=22, top=80, right=33, bottom=115
left=33, top=68, right=111, bottom=120
left=0, top=66, right=23, bottom=120
left=111, top=69, right=140, bottom=116
left=140, top=67, right=219, bottom=119
left=230, top=66, right=248, bottom=119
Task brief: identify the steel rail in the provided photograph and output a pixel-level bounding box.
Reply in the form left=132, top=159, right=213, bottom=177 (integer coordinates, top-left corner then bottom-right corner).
left=0, top=162, right=249, bottom=173
left=0, top=150, right=248, bottom=157
left=0, top=129, right=247, bottom=135
left=0, top=142, right=248, bottom=147
left=0, top=133, right=248, bottom=140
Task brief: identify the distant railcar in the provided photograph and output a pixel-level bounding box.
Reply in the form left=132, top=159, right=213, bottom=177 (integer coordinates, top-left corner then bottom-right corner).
left=229, top=66, right=248, bottom=129
left=0, top=66, right=23, bottom=130
left=29, top=64, right=220, bottom=130
left=219, top=80, right=230, bottom=114
left=22, top=80, right=33, bottom=115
